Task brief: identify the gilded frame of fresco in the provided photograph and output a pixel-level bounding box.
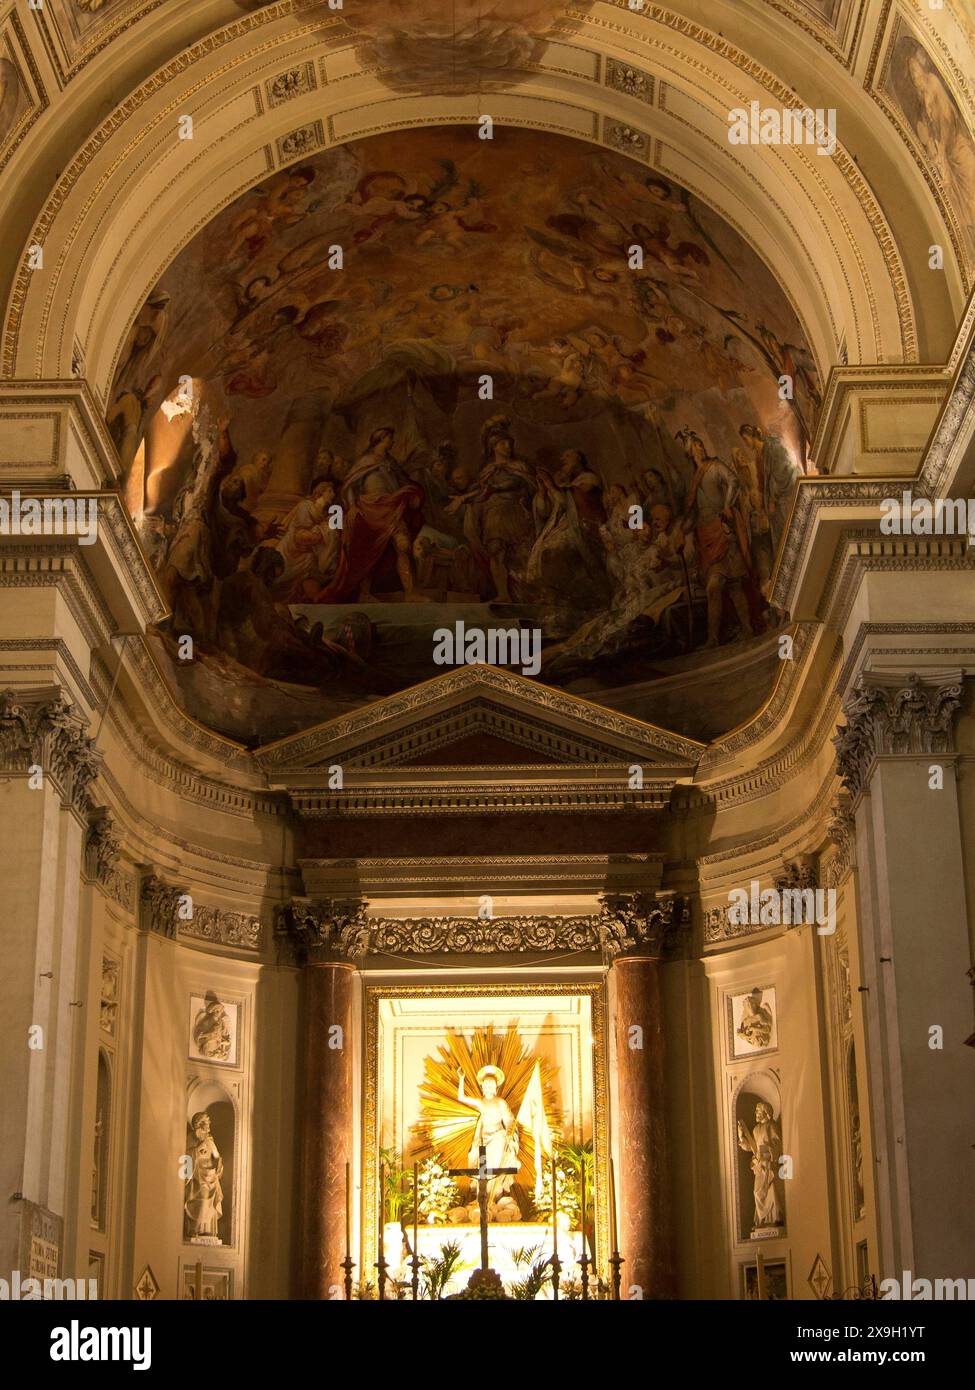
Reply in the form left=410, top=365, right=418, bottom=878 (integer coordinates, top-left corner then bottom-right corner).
left=361, top=978, right=610, bottom=1292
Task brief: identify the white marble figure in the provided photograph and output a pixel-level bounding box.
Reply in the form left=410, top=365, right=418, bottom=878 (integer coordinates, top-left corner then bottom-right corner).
left=737, top=1101, right=784, bottom=1232
left=457, top=1064, right=520, bottom=1219
left=184, top=1110, right=225, bottom=1242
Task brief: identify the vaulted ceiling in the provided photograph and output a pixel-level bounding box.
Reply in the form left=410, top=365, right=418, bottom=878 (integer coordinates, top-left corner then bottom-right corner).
left=1, top=0, right=973, bottom=746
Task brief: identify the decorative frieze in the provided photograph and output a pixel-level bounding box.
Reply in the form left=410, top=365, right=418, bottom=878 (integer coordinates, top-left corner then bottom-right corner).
left=0, top=687, right=100, bottom=813
left=180, top=905, right=262, bottom=952
left=277, top=892, right=689, bottom=962
left=138, top=873, right=262, bottom=950
left=833, top=671, right=962, bottom=798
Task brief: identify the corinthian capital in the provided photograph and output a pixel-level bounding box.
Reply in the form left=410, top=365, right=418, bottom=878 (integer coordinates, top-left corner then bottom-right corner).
left=0, top=687, right=101, bottom=813
left=833, top=671, right=962, bottom=799
left=598, top=891, right=690, bottom=960
left=276, top=897, right=370, bottom=965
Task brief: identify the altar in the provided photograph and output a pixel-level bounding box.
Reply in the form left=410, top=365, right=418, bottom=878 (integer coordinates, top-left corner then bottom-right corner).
left=383, top=1223, right=586, bottom=1299
left=358, top=982, right=610, bottom=1299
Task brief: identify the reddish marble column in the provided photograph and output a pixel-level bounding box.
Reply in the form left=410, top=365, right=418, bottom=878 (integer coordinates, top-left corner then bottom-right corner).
left=613, top=953, right=675, bottom=1298
left=300, top=961, right=356, bottom=1298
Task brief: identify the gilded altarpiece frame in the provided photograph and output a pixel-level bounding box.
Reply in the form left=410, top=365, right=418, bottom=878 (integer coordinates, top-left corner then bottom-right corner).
left=362, top=981, right=610, bottom=1288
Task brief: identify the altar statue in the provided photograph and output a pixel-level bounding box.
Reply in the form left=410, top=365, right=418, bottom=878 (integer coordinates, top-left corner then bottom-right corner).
left=458, top=1065, right=520, bottom=1210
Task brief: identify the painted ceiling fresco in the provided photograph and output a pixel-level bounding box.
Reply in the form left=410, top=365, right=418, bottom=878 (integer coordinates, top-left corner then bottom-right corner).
left=238, top=0, right=592, bottom=91
left=115, top=126, right=821, bottom=746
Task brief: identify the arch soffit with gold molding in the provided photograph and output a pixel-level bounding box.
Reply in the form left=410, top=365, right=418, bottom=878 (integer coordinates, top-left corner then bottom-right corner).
left=1, top=3, right=970, bottom=395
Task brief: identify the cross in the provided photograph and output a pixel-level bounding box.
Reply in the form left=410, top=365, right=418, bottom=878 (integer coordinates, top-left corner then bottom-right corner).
left=449, top=1144, right=518, bottom=1273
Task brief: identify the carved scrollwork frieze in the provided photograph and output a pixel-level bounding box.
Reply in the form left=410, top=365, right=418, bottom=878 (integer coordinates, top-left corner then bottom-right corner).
left=276, top=891, right=690, bottom=963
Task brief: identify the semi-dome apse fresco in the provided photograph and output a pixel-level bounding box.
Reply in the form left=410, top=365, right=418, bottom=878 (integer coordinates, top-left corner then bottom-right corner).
left=114, top=126, right=821, bottom=745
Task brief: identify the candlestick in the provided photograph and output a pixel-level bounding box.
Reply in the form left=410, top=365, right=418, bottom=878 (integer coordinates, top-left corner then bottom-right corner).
left=579, top=1159, right=590, bottom=1301
left=410, top=1160, right=421, bottom=1302
left=608, top=1156, right=623, bottom=1301
left=345, top=1160, right=351, bottom=1256
left=550, top=1154, right=561, bottom=1301
left=376, top=1161, right=388, bottom=1301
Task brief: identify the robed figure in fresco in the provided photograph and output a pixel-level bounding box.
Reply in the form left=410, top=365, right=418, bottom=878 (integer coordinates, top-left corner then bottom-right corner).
left=313, top=425, right=424, bottom=601
left=457, top=1065, right=520, bottom=1207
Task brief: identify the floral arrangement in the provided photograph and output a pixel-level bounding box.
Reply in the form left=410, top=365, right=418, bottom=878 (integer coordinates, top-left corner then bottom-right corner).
left=411, top=1155, right=460, bottom=1225
left=532, top=1153, right=580, bottom=1227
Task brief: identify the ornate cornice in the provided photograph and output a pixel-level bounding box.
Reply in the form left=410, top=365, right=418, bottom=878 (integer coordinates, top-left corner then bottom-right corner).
left=0, top=686, right=100, bottom=815
left=833, top=670, right=963, bottom=799
left=915, top=341, right=975, bottom=500
left=276, top=891, right=689, bottom=963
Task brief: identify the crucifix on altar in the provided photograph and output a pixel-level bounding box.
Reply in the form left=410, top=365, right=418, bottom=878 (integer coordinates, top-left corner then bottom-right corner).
left=449, top=1143, right=519, bottom=1273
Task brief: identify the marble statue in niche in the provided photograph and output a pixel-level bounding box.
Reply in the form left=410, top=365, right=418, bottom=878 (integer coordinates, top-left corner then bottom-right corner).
left=737, top=1099, right=785, bottom=1236
left=184, top=1111, right=225, bottom=1244
left=847, top=1045, right=865, bottom=1220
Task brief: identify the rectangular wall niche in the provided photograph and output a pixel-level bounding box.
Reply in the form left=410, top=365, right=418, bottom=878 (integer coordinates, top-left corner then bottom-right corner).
left=362, top=982, right=609, bottom=1294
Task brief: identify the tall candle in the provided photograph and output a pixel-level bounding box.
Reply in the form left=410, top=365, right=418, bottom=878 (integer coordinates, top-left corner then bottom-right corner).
left=345, top=1160, right=351, bottom=1257
left=609, top=1156, right=618, bottom=1253
left=551, top=1155, right=558, bottom=1258
left=580, top=1159, right=587, bottom=1258
left=413, top=1160, right=418, bottom=1251
left=378, top=1163, right=385, bottom=1257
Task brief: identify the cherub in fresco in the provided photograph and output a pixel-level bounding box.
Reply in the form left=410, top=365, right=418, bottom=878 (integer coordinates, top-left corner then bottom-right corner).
left=631, top=218, right=710, bottom=283
left=413, top=197, right=498, bottom=249
left=524, top=228, right=620, bottom=302
left=224, top=167, right=316, bottom=265
left=530, top=337, right=587, bottom=405
left=344, top=171, right=427, bottom=243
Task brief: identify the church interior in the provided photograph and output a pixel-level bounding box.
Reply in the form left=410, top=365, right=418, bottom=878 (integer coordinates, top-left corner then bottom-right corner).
left=1, top=0, right=974, bottom=1307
